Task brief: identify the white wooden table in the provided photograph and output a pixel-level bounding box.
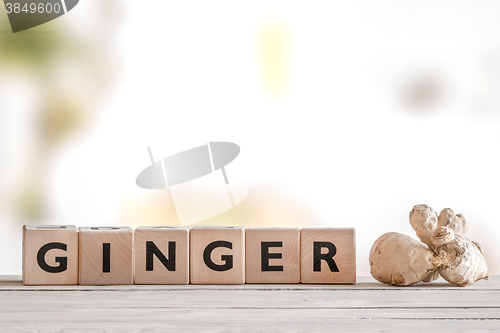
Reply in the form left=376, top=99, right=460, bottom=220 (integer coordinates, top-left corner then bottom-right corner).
left=0, top=275, right=498, bottom=332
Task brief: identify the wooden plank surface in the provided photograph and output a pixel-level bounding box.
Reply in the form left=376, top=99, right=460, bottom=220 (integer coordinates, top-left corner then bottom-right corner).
left=0, top=276, right=499, bottom=332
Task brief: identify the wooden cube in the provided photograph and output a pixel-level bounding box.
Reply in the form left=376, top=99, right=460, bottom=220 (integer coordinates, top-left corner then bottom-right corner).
left=245, top=228, right=300, bottom=283
left=300, top=228, right=356, bottom=284
left=23, top=225, right=78, bottom=285
left=190, top=227, right=245, bottom=284
left=79, top=227, right=133, bottom=285
left=134, top=226, right=189, bottom=284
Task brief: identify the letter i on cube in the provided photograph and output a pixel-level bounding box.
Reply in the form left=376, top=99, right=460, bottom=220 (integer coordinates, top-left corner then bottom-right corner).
left=79, top=227, right=134, bottom=285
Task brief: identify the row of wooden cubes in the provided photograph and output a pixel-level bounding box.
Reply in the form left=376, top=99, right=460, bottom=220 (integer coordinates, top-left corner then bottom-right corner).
left=23, top=226, right=355, bottom=285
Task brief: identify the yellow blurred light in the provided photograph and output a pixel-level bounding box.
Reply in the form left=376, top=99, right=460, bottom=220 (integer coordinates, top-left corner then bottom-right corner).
left=258, top=20, right=290, bottom=98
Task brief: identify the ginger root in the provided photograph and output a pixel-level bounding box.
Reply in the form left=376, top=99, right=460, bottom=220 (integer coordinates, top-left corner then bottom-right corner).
left=369, top=232, right=436, bottom=285
left=409, top=204, right=438, bottom=249
left=370, top=205, right=489, bottom=287
left=437, top=208, right=468, bottom=236
left=431, top=226, right=488, bottom=286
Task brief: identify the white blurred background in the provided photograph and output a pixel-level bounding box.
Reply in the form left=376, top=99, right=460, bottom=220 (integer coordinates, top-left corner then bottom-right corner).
left=1, top=0, right=500, bottom=277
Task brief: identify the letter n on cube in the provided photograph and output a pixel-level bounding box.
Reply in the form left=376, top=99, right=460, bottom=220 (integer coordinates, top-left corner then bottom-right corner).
left=134, top=226, right=189, bottom=284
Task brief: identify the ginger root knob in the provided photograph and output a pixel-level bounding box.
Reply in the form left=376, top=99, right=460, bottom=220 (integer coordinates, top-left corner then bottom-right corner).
left=370, top=205, right=489, bottom=287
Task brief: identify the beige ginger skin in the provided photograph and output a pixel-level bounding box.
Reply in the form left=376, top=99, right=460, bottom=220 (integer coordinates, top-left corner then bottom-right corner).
left=431, top=226, right=488, bottom=287
left=370, top=205, right=489, bottom=286
left=369, top=232, right=436, bottom=285
left=409, top=204, right=438, bottom=249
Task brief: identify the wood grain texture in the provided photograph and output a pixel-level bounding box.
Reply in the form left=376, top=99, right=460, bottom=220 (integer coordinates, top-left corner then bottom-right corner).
left=301, top=228, right=356, bottom=284
left=79, top=227, right=133, bottom=285
left=245, top=228, right=300, bottom=283
left=190, top=227, right=245, bottom=284
left=22, top=225, right=78, bottom=285
left=134, top=226, right=189, bottom=284
left=2, top=275, right=499, bottom=291
left=0, top=276, right=498, bottom=332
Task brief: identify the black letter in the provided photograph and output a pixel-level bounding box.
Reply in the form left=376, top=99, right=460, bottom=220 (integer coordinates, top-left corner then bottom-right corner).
left=261, top=241, right=283, bottom=271
left=103, top=243, right=110, bottom=273
left=146, top=241, right=176, bottom=271
left=203, top=240, right=233, bottom=271
left=313, top=242, right=339, bottom=272
left=37, top=242, right=68, bottom=273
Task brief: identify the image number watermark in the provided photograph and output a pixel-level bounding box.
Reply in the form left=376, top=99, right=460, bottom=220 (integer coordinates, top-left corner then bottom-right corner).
left=5, top=2, right=62, bottom=14
left=3, top=0, right=79, bottom=33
